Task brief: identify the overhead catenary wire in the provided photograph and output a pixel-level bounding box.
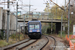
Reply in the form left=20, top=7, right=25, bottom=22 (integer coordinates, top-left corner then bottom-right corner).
left=49, top=0, right=65, bottom=11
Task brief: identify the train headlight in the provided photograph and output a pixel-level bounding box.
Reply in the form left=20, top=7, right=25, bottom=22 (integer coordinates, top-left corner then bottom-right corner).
left=29, top=30, right=32, bottom=32
left=37, top=30, right=40, bottom=32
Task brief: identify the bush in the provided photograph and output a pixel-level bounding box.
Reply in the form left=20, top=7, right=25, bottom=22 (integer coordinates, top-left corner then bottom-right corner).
left=10, top=33, right=24, bottom=40
left=10, top=34, right=17, bottom=39
left=0, top=40, right=8, bottom=47
left=42, top=26, right=48, bottom=34
left=70, top=32, right=73, bottom=35
left=58, top=31, right=66, bottom=38
left=0, top=29, right=5, bottom=39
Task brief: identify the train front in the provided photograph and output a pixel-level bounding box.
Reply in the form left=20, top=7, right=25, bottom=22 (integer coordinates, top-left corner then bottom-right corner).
left=28, top=21, right=42, bottom=39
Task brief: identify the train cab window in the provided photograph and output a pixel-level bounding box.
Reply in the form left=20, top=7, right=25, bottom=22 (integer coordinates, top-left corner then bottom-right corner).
left=35, top=25, right=39, bottom=29
left=29, top=24, right=40, bottom=30
left=29, top=25, right=34, bottom=29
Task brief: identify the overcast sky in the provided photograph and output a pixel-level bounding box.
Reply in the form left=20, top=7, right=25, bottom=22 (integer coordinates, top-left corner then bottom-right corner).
left=0, top=0, right=68, bottom=12
left=22, top=0, right=68, bottom=12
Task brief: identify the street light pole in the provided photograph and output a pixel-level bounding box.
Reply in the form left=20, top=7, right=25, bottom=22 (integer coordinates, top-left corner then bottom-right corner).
left=16, top=2, right=18, bottom=40
left=6, top=0, right=10, bottom=42
left=68, top=0, right=70, bottom=38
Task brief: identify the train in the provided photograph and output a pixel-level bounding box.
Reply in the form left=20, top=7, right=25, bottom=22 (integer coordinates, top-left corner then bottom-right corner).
left=28, top=20, right=42, bottom=39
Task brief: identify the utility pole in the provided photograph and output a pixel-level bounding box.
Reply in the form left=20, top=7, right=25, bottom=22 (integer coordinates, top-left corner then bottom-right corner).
left=65, top=0, right=66, bottom=10
left=51, top=16, right=52, bottom=34
left=56, top=0, right=57, bottom=19
left=16, top=2, right=18, bottom=40
left=61, top=13, right=63, bottom=37
left=68, top=0, right=70, bottom=38
left=29, top=6, right=30, bottom=17
left=23, top=14, right=25, bottom=38
left=61, top=0, right=66, bottom=37
left=6, top=0, right=10, bottom=42
left=29, top=5, right=33, bottom=18
left=29, top=0, right=33, bottom=18
left=29, top=0, right=30, bottom=17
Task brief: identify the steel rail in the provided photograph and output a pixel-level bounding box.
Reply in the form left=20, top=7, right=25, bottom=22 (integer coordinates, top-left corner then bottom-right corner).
left=2, top=39, right=30, bottom=50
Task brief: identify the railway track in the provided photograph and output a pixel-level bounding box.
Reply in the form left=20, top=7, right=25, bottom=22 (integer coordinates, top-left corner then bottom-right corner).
left=48, top=36, right=56, bottom=50
left=23, top=36, right=49, bottom=50
left=42, top=35, right=56, bottom=50
left=1, top=39, right=37, bottom=50
left=0, top=35, right=56, bottom=50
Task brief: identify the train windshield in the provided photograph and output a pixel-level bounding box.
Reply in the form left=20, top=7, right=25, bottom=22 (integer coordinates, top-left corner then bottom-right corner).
left=29, top=24, right=39, bottom=30
left=29, top=25, right=34, bottom=29
left=35, top=24, right=39, bottom=29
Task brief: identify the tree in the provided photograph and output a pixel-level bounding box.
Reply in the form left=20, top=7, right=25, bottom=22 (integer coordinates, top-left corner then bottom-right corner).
left=44, top=1, right=51, bottom=12
left=50, top=5, right=66, bottom=19
left=69, top=0, right=75, bottom=32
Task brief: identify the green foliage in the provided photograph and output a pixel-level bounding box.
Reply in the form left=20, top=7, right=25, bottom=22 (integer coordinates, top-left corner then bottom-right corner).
left=48, top=23, right=56, bottom=32
left=58, top=31, right=73, bottom=38
left=10, top=34, right=17, bottom=39
left=0, top=33, right=25, bottom=47
left=42, top=24, right=49, bottom=34
left=10, top=33, right=24, bottom=40
left=42, top=23, right=56, bottom=34
left=0, top=40, right=8, bottom=47
left=44, top=2, right=50, bottom=12
left=44, top=4, right=68, bottom=20
left=69, top=32, right=73, bottom=35
left=58, top=31, right=66, bottom=38
left=50, top=5, right=66, bottom=19
left=42, top=26, right=46, bottom=34
left=0, top=29, right=5, bottom=39
left=10, top=33, right=20, bottom=40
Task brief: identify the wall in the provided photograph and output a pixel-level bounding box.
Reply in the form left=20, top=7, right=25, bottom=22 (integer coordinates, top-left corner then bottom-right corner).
left=3, top=10, right=10, bottom=30
left=0, top=7, right=3, bottom=30
left=10, top=13, right=16, bottom=34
